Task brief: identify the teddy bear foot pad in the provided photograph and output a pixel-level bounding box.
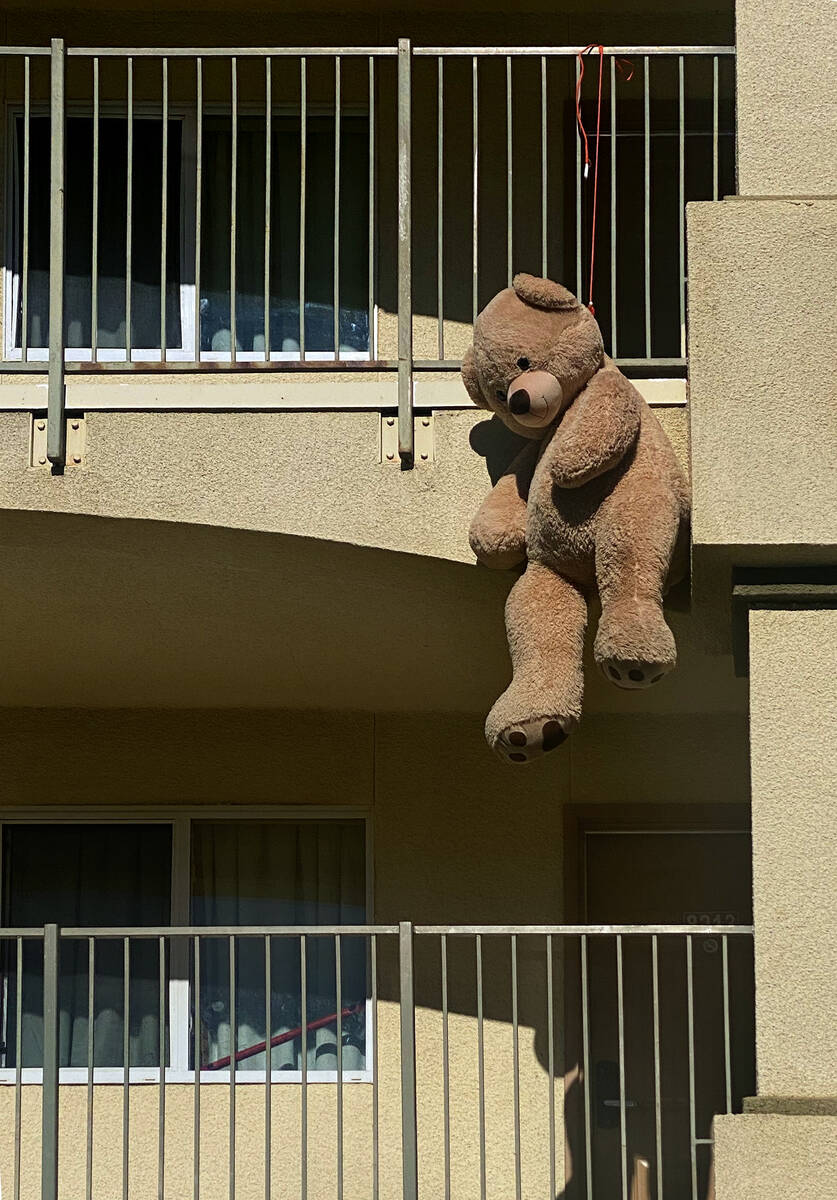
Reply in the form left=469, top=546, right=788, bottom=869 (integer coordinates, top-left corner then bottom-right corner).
left=494, top=716, right=574, bottom=764
left=599, top=658, right=673, bottom=689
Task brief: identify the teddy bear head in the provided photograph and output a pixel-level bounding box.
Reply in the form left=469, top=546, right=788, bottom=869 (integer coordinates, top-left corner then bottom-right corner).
left=462, top=274, right=605, bottom=439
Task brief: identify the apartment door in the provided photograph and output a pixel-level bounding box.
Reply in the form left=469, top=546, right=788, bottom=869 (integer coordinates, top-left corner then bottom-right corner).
left=567, top=827, right=755, bottom=1200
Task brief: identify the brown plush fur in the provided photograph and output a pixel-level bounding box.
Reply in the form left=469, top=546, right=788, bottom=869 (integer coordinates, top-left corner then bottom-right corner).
left=465, top=275, right=690, bottom=764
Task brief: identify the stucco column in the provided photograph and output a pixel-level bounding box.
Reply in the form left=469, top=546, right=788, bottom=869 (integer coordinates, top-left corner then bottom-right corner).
left=747, top=608, right=837, bottom=1098
left=735, top=0, right=837, bottom=195
left=712, top=606, right=837, bottom=1200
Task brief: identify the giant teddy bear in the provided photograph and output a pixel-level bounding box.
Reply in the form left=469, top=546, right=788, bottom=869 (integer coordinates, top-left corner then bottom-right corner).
left=463, top=274, right=690, bottom=764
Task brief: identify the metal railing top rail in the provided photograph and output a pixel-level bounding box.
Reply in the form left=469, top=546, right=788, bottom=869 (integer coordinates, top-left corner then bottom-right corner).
left=0, top=922, right=753, bottom=937
left=414, top=45, right=735, bottom=56
left=65, top=45, right=399, bottom=57
left=0, top=44, right=736, bottom=56
left=414, top=923, right=754, bottom=935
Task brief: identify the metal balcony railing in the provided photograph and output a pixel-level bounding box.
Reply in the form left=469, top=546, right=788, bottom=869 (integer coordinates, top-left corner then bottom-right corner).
left=0, top=921, right=753, bottom=1200
left=0, top=42, right=735, bottom=465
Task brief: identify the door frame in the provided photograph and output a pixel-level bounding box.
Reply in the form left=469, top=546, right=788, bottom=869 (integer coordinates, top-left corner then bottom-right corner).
left=559, top=804, right=751, bottom=1200
left=562, top=803, right=752, bottom=923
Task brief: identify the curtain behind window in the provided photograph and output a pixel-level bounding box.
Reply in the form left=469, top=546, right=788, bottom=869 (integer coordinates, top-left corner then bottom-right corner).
left=191, top=820, right=366, bottom=1073
left=14, top=116, right=183, bottom=352
left=2, top=824, right=172, bottom=1068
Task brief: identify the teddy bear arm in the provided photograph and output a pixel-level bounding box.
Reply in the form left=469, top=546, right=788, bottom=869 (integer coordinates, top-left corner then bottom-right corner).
left=469, top=441, right=538, bottom=569
left=550, top=369, right=641, bottom=489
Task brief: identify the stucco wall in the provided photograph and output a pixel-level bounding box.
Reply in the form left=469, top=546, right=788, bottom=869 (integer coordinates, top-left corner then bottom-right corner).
left=735, top=0, right=837, bottom=196
left=748, top=609, right=837, bottom=1098
left=687, top=197, right=837, bottom=552
left=713, top=1114, right=837, bottom=1200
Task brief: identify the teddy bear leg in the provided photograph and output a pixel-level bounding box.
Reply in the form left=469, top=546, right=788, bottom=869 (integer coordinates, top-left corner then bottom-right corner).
left=486, top=563, right=587, bottom=764
left=593, top=498, right=679, bottom=690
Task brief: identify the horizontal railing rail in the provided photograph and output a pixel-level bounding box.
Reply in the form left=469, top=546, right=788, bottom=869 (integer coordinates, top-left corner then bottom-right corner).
left=0, top=41, right=735, bottom=464
left=0, top=920, right=753, bottom=1200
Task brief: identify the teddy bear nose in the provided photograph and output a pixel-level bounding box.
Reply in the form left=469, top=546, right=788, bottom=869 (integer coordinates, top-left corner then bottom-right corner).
left=509, top=389, right=531, bottom=415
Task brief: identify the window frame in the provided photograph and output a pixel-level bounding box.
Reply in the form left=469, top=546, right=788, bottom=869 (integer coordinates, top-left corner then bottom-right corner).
left=3, top=99, right=377, bottom=364
left=0, top=804, right=373, bottom=1086
left=3, top=99, right=198, bottom=363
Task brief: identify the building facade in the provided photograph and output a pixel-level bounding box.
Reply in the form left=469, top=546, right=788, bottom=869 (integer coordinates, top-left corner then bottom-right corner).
left=0, top=0, right=833, bottom=1197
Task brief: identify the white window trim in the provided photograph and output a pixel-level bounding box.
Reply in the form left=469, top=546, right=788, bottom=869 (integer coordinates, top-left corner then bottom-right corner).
left=3, top=99, right=378, bottom=365
left=0, top=804, right=374, bottom=1086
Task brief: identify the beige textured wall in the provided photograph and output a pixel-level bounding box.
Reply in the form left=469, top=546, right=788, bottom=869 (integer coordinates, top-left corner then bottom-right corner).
left=713, top=1114, right=837, bottom=1200
left=687, top=197, right=837, bottom=551
left=735, top=0, right=837, bottom=196
left=748, top=609, right=837, bottom=1098
left=0, top=395, right=687, bottom=565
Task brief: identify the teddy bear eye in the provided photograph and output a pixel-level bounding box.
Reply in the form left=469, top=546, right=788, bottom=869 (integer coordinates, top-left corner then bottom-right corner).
left=495, top=388, right=507, bottom=404
left=517, top=356, right=530, bottom=370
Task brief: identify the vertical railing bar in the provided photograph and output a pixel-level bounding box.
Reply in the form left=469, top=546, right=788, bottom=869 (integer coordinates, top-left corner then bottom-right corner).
left=511, top=935, right=521, bottom=1200
left=368, top=56, right=375, bottom=360
left=398, top=922, right=418, bottom=1200
left=14, top=937, right=24, bottom=1200
left=574, top=53, right=582, bottom=301
left=686, top=936, right=698, bottom=1200
left=441, top=934, right=451, bottom=1200
left=194, top=58, right=203, bottom=365
left=299, top=57, right=307, bottom=359
left=436, top=56, right=444, bottom=361
left=230, top=57, right=238, bottom=365
left=722, top=935, right=732, bottom=1113
left=126, top=56, right=133, bottom=364
left=193, top=937, right=201, bottom=1200
left=506, top=55, right=513, bottom=286
left=336, top=932, right=344, bottom=1200
left=229, top=934, right=236, bottom=1200
left=123, top=937, right=130, bottom=1200
left=264, top=58, right=271, bottom=362
left=371, top=934, right=379, bottom=1200
left=540, top=55, right=547, bottom=278
left=325, top=59, right=343, bottom=362
left=91, top=58, right=99, bottom=361
left=652, top=934, right=664, bottom=1200
left=46, top=39, right=66, bottom=467
left=300, top=933, right=308, bottom=1200
left=264, top=934, right=272, bottom=1200
left=546, top=935, right=555, bottom=1200
left=397, top=39, right=413, bottom=465
left=616, top=935, right=628, bottom=1200
left=160, top=56, right=169, bottom=360
left=610, top=55, right=618, bottom=357
left=678, top=55, right=685, bottom=358
left=643, top=55, right=651, bottom=359
left=21, top=57, right=31, bottom=362
left=580, top=934, right=593, bottom=1200
left=42, top=925, right=60, bottom=1200
left=712, top=55, right=719, bottom=200
left=159, top=936, right=166, bottom=1200
left=476, top=932, right=486, bottom=1200
left=471, top=55, right=479, bottom=323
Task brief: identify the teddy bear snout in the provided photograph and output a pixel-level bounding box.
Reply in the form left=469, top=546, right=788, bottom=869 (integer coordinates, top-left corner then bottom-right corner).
left=506, top=370, right=563, bottom=426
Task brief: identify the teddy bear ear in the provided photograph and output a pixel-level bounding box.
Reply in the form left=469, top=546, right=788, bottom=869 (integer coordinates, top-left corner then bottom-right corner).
left=461, top=345, right=490, bottom=409
left=512, top=273, right=579, bottom=312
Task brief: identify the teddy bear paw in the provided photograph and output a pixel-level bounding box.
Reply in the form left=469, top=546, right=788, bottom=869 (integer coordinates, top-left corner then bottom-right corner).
left=598, top=657, right=673, bottom=690
left=492, top=715, right=575, bottom=764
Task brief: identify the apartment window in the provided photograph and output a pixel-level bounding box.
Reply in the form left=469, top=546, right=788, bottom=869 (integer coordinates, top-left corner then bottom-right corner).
left=5, top=109, right=370, bottom=361
left=0, top=816, right=368, bottom=1080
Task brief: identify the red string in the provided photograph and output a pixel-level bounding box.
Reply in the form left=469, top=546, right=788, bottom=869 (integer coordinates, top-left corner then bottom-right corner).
left=575, top=46, right=634, bottom=318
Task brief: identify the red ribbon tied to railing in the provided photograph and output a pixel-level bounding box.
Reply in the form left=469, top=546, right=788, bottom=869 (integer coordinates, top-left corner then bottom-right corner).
left=575, top=45, right=635, bottom=317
